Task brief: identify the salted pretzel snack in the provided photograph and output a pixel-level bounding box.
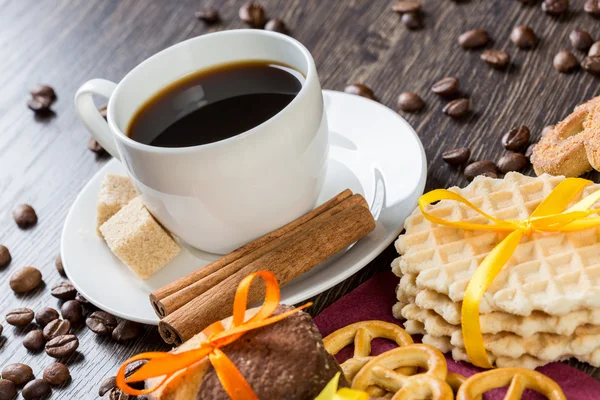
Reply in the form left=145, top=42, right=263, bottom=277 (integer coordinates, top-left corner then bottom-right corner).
left=323, top=320, right=414, bottom=382
left=352, top=344, right=454, bottom=400
left=456, top=368, right=566, bottom=400
left=532, top=96, right=600, bottom=177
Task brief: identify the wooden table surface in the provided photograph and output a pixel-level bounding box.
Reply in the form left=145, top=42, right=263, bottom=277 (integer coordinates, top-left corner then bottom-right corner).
left=1, top=0, right=599, bottom=398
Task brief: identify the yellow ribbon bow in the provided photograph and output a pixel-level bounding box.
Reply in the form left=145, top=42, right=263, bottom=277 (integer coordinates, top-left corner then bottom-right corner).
left=418, top=177, right=600, bottom=369
left=314, top=373, right=370, bottom=400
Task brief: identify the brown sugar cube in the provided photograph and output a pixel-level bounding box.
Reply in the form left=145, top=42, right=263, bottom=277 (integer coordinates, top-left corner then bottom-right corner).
left=96, top=174, right=138, bottom=235
left=99, top=197, right=180, bottom=279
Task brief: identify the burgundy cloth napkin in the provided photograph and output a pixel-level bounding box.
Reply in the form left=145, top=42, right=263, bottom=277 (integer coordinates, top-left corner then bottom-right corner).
left=313, top=271, right=600, bottom=400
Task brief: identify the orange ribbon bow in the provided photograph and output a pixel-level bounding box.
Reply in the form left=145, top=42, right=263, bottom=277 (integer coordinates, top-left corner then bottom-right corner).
left=116, top=270, right=311, bottom=399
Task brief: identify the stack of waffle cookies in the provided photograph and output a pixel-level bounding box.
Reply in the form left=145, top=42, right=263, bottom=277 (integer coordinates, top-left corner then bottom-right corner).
left=392, top=172, right=600, bottom=369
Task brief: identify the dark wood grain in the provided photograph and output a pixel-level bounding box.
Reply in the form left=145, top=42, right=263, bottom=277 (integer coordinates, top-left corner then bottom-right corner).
left=0, top=0, right=599, bottom=398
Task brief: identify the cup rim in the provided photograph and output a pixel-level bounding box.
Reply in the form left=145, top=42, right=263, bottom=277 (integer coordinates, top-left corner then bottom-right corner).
left=107, top=29, right=316, bottom=154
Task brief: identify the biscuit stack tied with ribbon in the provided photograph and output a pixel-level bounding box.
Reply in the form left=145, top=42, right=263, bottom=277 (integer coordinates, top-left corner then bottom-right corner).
left=392, top=172, right=600, bottom=369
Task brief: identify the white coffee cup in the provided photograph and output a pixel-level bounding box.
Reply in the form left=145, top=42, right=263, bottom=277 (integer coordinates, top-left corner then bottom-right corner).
left=75, top=30, right=329, bottom=254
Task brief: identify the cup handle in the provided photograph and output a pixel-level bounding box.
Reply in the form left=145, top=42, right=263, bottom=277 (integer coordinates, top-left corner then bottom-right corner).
left=75, top=79, right=120, bottom=160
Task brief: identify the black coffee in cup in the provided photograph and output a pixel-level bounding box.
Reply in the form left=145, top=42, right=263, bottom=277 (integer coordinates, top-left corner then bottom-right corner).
left=127, top=60, right=304, bottom=148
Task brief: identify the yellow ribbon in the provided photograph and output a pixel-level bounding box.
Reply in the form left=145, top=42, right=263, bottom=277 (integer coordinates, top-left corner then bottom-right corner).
left=418, top=177, right=600, bottom=369
left=314, top=373, right=370, bottom=400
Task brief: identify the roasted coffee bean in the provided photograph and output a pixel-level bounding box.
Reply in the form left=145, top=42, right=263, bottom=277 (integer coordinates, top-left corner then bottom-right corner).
left=590, top=42, right=600, bottom=57
left=30, top=85, right=56, bottom=102
left=194, top=8, right=219, bottom=23
left=502, top=126, right=531, bottom=151
left=13, top=204, right=37, bottom=229
left=553, top=50, right=578, bottom=73
left=22, top=379, right=51, bottom=400
left=6, top=308, right=34, bottom=327
left=458, top=29, right=490, bottom=49
left=344, top=83, right=376, bottom=100
left=55, top=254, right=65, bottom=277
left=35, top=307, right=59, bottom=327
left=123, top=360, right=146, bottom=391
left=51, top=281, right=76, bottom=300
left=2, top=363, right=34, bottom=385
left=480, top=171, right=500, bottom=179
left=397, top=92, right=425, bottom=112
left=0, top=379, right=17, bottom=400
left=498, top=152, right=529, bottom=173
left=264, top=18, right=287, bottom=33
left=43, top=319, right=71, bottom=341
left=0, top=324, right=3, bottom=336
left=541, top=0, right=568, bottom=15
left=99, top=376, right=117, bottom=397
left=0, top=245, right=11, bottom=269
left=86, top=311, right=118, bottom=336
left=74, top=292, right=90, bottom=305
left=89, top=137, right=106, bottom=154
left=541, top=125, right=555, bottom=137
left=525, top=143, right=536, bottom=159
left=27, top=96, right=53, bottom=113
left=431, top=77, right=459, bottom=97
left=104, top=387, right=131, bottom=400
left=442, top=147, right=471, bottom=166
left=464, top=161, right=499, bottom=180
left=43, top=363, right=70, bottom=386
left=45, top=334, right=79, bottom=359
left=401, top=12, right=423, bottom=30
left=9, top=266, right=42, bottom=293
left=582, top=56, right=600, bottom=75
left=112, top=320, right=143, bottom=343
left=239, top=2, right=265, bottom=28
left=570, top=30, right=594, bottom=51
left=481, top=50, right=510, bottom=69
left=391, top=0, right=422, bottom=13
left=443, top=98, right=470, bottom=118
left=510, top=25, right=537, bottom=49
left=61, top=300, right=84, bottom=326
left=584, top=0, right=600, bottom=17
left=23, top=329, right=45, bottom=352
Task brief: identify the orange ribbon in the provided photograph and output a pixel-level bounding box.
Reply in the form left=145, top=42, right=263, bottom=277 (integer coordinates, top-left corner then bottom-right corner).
left=116, top=270, right=311, bottom=398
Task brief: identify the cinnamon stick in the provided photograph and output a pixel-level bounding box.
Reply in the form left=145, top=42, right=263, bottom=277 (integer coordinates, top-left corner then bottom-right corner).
left=150, top=189, right=352, bottom=317
left=158, top=203, right=376, bottom=345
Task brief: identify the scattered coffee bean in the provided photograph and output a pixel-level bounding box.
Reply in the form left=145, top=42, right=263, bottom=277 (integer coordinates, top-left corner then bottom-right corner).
left=23, top=329, right=45, bottom=352
left=194, top=8, right=219, bottom=24
left=35, top=307, right=59, bottom=327
left=481, top=171, right=500, bottom=178
left=502, top=126, right=530, bottom=151
left=443, top=98, right=470, bottom=118
left=43, top=319, right=71, bottom=341
left=458, top=29, right=490, bottom=49
left=74, top=292, right=90, bottom=305
left=391, top=0, right=422, bottom=13
left=30, top=85, right=57, bottom=102
left=0, top=379, right=17, bottom=400
left=464, top=161, right=499, bottom=180
left=6, top=308, right=34, bottom=327
left=61, top=300, right=84, bottom=326
left=13, top=204, right=37, bottom=229
left=541, top=125, right=555, bottom=137
left=0, top=245, right=11, bottom=269
left=397, top=92, right=425, bottom=112
left=89, top=137, right=106, bottom=155
left=22, top=379, right=51, bottom=400
left=510, top=25, right=537, bottom=49
left=103, top=387, right=130, bottom=400
left=2, top=363, right=34, bottom=385
left=112, top=320, right=143, bottom=343
left=43, top=363, right=70, bottom=386
left=541, top=0, right=569, bottom=16
left=431, top=77, right=459, bottom=97
left=86, top=311, right=118, bottom=336
left=570, top=30, right=594, bottom=51
left=28, top=85, right=57, bottom=114
left=45, top=334, right=79, bottom=359
left=481, top=49, right=510, bottom=69
left=442, top=147, right=471, bottom=166
left=344, top=83, right=376, bottom=100
left=584, top=0, right=600, bottom=17
left=51, top=281, right=77, bottom=300
left=498, top=152, right=529, bottom=173
left=239, top=2, right=265, bottom=28
left=582, top=56, right=600, bottom=75
left=264, top=18, right=287, bottom=33
left=553, top=50, right=579, bottom=73
left=590, top=42, right=600, bottom=57
left=402, top=12, right=423, bottom=30
left=0, top=324, right=3, bottom=336
left=99, top=105, right=108, bottom=120
left=99, top=376, right=117, bottom=397
left=525, top=143, right=536, bottom=159
left=9, top=266, right=42, bottom=293
left=54, top=254, right=65, bottom=277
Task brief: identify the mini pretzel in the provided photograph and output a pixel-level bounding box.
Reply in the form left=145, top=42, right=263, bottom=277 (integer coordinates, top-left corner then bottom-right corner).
left=456, top=368, right=566, bottom=400
left=323, top=320, right=414, bottom=382
left=352, top=344, right=454, bottom=400
left=446, top=372, right=467, bottom=395
left=532, top=96, right=600, bottom=177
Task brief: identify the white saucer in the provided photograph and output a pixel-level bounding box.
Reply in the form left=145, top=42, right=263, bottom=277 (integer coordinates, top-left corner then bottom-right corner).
left=61, top=90, right=427, bottom=325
